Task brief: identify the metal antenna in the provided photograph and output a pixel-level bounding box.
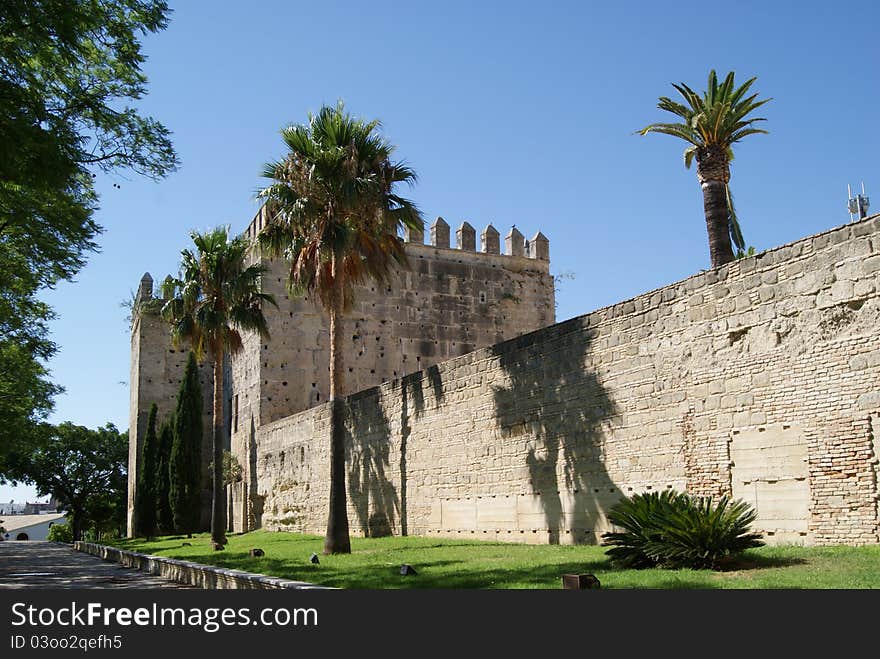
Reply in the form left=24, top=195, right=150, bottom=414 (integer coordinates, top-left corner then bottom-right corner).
left=847, top=182, right=870, bottom=221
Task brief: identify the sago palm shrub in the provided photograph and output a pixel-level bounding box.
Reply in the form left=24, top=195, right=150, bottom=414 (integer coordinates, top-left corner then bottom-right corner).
left=602, top=489, right=764, bottom=570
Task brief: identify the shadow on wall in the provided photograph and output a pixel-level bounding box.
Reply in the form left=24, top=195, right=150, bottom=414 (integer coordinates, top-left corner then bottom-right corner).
left=346, top=365, right=445, bottom=537
left=491, top=318, right=620, bottom=545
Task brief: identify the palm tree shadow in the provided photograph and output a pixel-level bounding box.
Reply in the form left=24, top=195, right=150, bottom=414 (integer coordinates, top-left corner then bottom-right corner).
left=345, top=364, right=445, bottom=538
left=345, top=391, right=400, bottom=538
left=716, top=552, right=808, bottom=572
left=491, top=318, right=620, bottom=545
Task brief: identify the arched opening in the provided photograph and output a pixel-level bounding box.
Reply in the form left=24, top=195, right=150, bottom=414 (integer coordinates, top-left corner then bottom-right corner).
left=15, top=532, right=29, bottom=541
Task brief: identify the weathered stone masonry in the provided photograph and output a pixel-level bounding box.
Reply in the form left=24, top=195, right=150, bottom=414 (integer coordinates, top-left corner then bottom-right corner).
left=127, top=274, right=216, bottom=536
left=249, top=214, right=880, bottom=546
left=128, top=209, right=556, bottom=534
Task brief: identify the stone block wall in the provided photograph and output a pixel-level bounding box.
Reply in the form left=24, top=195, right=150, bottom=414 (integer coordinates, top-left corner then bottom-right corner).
left=227, top=208, right=556, bottom=530
left=127, top=277, right=215, bottom=536
left=251, top=214, right=880, bottom=545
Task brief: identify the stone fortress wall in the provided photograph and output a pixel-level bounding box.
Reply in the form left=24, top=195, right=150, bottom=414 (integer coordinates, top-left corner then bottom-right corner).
left=127, top=274, right=216, bottom=535
left=128, top=206, right=556, bottom=534
left=242, top=214, right=880, bottom=546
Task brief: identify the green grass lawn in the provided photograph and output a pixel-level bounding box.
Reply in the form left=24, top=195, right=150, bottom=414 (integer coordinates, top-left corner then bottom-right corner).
left=108, top=531, right=880, bottom=589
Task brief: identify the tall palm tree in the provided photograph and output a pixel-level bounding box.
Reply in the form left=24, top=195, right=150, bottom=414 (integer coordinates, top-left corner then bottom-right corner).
left=160, top=227, right=276, bottom=548
left=638, top=70, right=770, bottom=267
left=257, top=101, right=423, bottom=554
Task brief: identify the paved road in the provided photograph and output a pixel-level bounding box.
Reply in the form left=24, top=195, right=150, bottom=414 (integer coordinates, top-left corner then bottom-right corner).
left=0, top=541, right=196, bottom=589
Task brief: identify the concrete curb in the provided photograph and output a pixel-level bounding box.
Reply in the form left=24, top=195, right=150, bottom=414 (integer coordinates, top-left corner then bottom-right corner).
left=73, top=541, right=330, bottom=590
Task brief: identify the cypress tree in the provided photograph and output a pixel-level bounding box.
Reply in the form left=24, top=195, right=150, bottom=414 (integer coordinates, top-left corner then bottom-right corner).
left=155, top=416, right=174, bottom=533
left=170, top=352, right=202, bottom=537
left=134, top=403, right=158, bottom=537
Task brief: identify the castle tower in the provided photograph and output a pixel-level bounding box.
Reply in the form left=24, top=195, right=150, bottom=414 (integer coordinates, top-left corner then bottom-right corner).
left=126, top=273, right=215, bottom=536
left=132, top=205, right=556, bottom=535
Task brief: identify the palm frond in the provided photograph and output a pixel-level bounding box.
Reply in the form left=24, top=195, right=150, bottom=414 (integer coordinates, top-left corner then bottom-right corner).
left=639, top=70, right=769, bottom=154
left=257, top=102, right=424, bottom=315
left=638, top=122, right=701, bottom=146
left=726, top=185, right=745, bottom=251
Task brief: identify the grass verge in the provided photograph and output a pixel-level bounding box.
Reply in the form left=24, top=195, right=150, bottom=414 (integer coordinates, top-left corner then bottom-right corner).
left=107, top=531, right=880, bottom=589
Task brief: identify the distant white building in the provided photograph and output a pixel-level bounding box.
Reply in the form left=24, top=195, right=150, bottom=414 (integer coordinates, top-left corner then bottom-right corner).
left=0, top=513, right=67, bottom=541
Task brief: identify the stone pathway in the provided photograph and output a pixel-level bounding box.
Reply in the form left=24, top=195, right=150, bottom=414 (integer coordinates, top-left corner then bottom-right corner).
left=0, top=541, right=196, bottom=589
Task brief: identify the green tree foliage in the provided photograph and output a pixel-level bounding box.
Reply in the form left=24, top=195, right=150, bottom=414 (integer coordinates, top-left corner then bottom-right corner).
left=47, top=520, right=74, bottom=543
left=638, top=70, right=770, bottom=267
left=257, top=101, right=422, bottom=554
left=18, top=422, right=127, bottom=541
left=170, top=352, right=203, bottom=537
left=0, top=0, right=177, bottom=480
left=134, top=403, right=158, bottom=537
left=155, top=415, right=174, bottom=533
left=161, top=228, right=274, bottom=547
left=602, top=489, right=765, bottom=570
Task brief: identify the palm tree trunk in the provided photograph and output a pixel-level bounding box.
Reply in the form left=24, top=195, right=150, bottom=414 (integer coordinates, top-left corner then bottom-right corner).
left=324, top=254, right=351, bottom=554
left=211, top=352, right=227, bottom=548
left=701, top=179, right=735, bottom=267
left=697, top=148, right=735, bottom=268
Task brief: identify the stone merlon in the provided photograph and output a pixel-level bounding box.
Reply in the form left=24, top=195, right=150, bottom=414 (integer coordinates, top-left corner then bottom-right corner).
left=456, top=222, right=476, bottom=251
left=137, top=272, right=153, bottom=303
left=405, top=218, right=425, bottom=244
left=430, top=216, right=450, bottom=248
left=481, top=224, right=500, bottom=254
left=505, top=227, right=525, bottom=257
left=528, top=231, right=549, bottom=260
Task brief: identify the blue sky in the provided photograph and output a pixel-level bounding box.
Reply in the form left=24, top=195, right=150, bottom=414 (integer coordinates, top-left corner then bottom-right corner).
left=4, top=0, right=878, bottom=501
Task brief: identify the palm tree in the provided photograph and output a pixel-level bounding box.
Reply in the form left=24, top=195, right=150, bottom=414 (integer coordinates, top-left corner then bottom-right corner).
left=160, top=227, right=276, bottom=548
left=257, top=101, right=422, bottom=554
left=638, top=70, right=770, bottom=267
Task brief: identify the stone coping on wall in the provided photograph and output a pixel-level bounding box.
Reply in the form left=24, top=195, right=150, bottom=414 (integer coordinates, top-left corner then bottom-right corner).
left=73, top=541, right=329, bottom=590
left=257, top=212, right=880, bottom=437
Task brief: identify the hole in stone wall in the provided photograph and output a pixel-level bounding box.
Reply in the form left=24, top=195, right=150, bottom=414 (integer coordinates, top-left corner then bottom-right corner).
left=728, top=328, right=749, bottom=345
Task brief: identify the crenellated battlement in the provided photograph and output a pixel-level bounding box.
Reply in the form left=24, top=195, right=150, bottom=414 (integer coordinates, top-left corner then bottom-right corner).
left=242, top=207, right=550, bottom=262
left=405, top=217, right=549, bottom=261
